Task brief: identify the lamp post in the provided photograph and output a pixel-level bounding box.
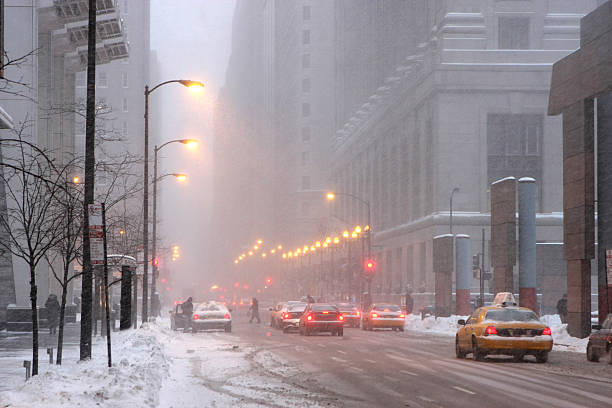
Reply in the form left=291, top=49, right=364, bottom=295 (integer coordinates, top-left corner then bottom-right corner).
left=151, top=139, right=197, bottom=315
left=143, top=79, right=203, bottom=324
left=326, top=192, right=372, bottom=300
left=450, top=187, right=460, bottom=235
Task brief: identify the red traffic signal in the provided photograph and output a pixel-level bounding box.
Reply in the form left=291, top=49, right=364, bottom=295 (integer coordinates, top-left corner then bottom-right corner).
left=153, top=257, right=159, bottom=267
left=265, top=278, right=272, bottom=285
left=364, top=259, right=376, bottom=273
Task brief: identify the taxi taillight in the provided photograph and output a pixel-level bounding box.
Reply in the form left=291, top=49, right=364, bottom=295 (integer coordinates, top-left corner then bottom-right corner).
left=224, top=313, right=230, bottom=319
left=371, top=313, right=378, bottom=318
left=192, top=314, right=200, bottom=320
left=485, top=326, right=498, bottom=335
left=338, top=314, right=344, bottom=321
left=542, top=327, right=551, bottom=336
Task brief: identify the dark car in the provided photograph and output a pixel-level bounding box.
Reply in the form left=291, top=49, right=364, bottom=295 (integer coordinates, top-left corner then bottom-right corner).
left=279, top=302, right=307, bottom=333
left=299, top=303, right=344, bottom=336
left=335, top=302, right=361, bottom=328
left=587, top=314, right=612, bottom=364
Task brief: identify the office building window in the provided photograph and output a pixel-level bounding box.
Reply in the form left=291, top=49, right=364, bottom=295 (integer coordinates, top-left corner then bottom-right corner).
left=302, top=102, right=310, bottom=117
left=301, top=201, right=310, bottom=216
left=97, top=72, right=108, bottom=87
left=123, top=0, right=128, bottom=13
left=122, top=98, right=128, bottom=112
left=301, top=151, right=310, bottom=166
left=302, top=78, right=310, bottom=93
left=302, top=127, right=311, bottom=142
left=302, top=53, right=310, bottom=68
left=303, top=5, right=310, bottom=20
left=487, top=113, right=543, bottom=192
left=498, top=17, right=529, bottom=49
left=76, top=72, right=86, bottom=87
left=122, top=72, right=129, bottom=87
left=302, top=30, right=310, bottom=45
left=301, top=175, right=311, bottom=190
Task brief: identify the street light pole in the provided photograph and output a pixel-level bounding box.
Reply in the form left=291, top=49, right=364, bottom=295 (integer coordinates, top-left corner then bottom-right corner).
left=450, top=187, right=460, bottom=235
left=143, top=80, right=203, bottom=324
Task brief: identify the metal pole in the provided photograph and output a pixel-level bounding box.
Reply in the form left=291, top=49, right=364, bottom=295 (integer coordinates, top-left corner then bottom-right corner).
left=151, top=146, right=158, bottom=317
left=450, top=188, right=459, bottom=235
left=102, top=203, right=111, bottom=367
left=142, top=87, right=149, bottom=324
left=480, top=228, right=485, bottom=308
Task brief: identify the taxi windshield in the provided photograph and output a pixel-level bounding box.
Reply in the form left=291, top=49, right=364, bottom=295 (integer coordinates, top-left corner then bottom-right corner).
left=484, top=309, right=540, bottom=322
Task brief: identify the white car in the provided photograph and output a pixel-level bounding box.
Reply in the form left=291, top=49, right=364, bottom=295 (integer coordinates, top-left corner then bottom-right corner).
left=192, top=301, right=232, bottom=333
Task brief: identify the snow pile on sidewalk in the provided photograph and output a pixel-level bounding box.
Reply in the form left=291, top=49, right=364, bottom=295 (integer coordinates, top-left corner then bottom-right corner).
left=405, top=314, right=466, bottom=337
left=0, top=324, right=169, bottom=408
left=406, top=313, right=588, bottom=353
left=540, top=314, right=588, bottom=353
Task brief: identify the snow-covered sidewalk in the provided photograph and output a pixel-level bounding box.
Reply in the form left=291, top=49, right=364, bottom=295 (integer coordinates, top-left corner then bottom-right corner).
left=405, top=313, right=589, bottom=353
left=0, top=321, right=338, bottom=408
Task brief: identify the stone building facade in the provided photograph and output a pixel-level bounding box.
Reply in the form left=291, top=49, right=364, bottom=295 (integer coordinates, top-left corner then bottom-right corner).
left=329, top=0, right=601, bottom=303
left=0, top=0, right=146, bottom=319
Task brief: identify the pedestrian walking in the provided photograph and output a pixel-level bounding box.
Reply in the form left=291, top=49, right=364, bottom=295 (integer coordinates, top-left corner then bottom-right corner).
left=182, top=297, right=194, bottom=331
left=404, top=286, right=414, bottom=315
left=557, top=294, right=568, bottom=324
left=249, top=297, right=261, bottom=323
left=45, top=294, right=60, bottom=335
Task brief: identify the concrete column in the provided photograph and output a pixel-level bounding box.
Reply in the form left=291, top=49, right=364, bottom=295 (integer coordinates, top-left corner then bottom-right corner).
left=518, top=177, right=537, bottom=311
left=433, top=235, right=453, bottom=317
left=597, top=92, right=612, bottom=324
left=563, top=99, right=594, bottom=338
left=491, top=177, right=517, bottom=295
left=455, top=234, right=471, bottom=315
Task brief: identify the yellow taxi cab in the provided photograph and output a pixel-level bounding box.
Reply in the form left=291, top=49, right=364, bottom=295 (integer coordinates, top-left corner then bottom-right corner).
left=362, top=303, right=405, bottom=331
left=455, top=293, right=552, bottom=363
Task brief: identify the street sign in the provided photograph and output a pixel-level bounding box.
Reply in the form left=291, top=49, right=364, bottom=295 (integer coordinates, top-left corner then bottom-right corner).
left=89, top=204, right=104, bottom=265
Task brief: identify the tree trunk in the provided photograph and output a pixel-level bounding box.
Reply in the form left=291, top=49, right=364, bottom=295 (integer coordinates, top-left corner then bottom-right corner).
left=56, top=259, right=69, bottom=365
left=80, top=0, right=96, bottom=361
left=29, top=262, right=38, bottom=376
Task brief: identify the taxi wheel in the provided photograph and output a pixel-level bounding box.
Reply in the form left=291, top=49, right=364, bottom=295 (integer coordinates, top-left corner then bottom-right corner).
left=472, top=338, right=485, bottom=361
left=513, top=352, right=525, bottom=363
left=535, top=351, right=548, bottom=363
left=455, top=338, right=466, bottom=359
left=586, top=342, right=599, bottom=362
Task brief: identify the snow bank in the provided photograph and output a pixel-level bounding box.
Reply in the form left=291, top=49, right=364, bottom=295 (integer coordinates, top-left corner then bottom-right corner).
left=0, top=324, right=170, bottom=408
left=406, top=313, right=588, bottom=353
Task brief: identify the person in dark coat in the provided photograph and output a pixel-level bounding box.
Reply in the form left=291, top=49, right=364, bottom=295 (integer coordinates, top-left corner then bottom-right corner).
left=45, top=294, right=60, bottom=335
left=404, top=287, right=414, bottom=315
left=557, top=294, right=568, bottom=324
left=249, top=297, right=261, bottom=323
left=182, top=297, right=194, bottom=331
left=306, top=294, right=315, bottom=304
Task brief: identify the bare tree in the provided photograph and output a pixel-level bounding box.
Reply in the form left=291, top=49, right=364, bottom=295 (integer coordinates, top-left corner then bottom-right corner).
left=0, top=123, right=68, bottom=376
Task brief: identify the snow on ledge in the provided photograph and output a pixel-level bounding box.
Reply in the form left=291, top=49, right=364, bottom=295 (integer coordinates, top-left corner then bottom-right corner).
left=491, top=176, right=516, bottom=185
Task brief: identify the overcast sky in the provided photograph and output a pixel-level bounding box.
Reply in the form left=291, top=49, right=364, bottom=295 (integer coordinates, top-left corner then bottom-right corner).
left=150, top=0, right=236, bottom=296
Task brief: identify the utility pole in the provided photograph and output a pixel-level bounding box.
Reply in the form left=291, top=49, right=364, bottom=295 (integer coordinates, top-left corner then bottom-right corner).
left=80, top=0, right=96, bottom=361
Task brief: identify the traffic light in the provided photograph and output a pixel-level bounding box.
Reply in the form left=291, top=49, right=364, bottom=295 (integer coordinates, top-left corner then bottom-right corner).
left=364, top=259, right=376, bottom=273
left=153, top=257, right=159, bottom=267
left=265, top=278, right=272, bottom=285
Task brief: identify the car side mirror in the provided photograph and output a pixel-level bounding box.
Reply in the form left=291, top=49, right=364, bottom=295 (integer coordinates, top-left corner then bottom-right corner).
left=592, top=324, right=601, bottom=331
left=457, top=319, right=466, bottom=325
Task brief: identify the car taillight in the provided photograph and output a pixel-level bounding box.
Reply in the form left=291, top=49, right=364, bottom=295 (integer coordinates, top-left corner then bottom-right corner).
left=356, top=310, right=360, bottom=317
left=283, top=313, right=290, bottom=319
left=192, top=315, right=200, bottom=320
left=307, top=314, right=313, bottom=321
left=485, top=326, right=497, bottom=335
left=338, top=314, right=344, bottom=321
left=399, top=314, right=405, bottom=318
left=542, top=327, right=551, bottom=336
left=371, top=313, right=378, bottom=318
left=323, top=311, right=329, bottom=314
left=224, top=313, right=230, bottom=319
